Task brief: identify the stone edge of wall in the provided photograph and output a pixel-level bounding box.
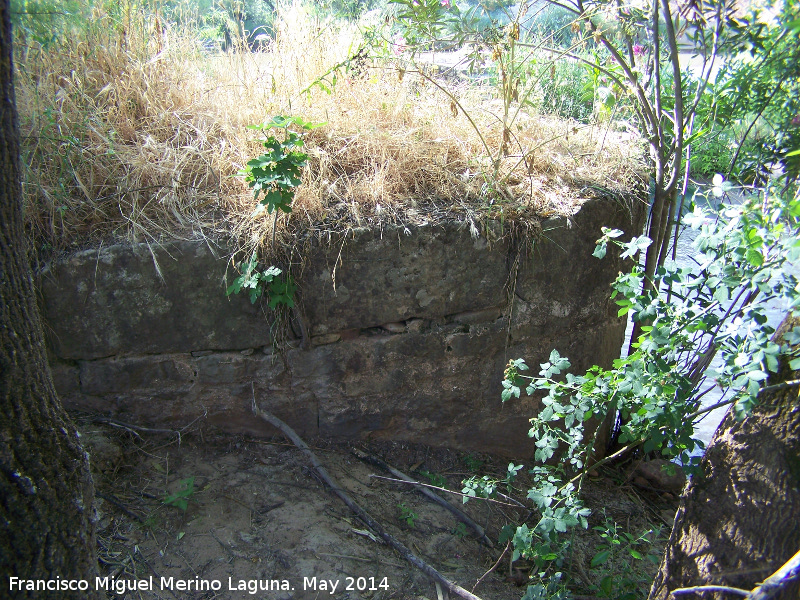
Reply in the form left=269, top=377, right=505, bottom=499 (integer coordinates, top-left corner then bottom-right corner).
left=40, top=196, right=645, bottom=457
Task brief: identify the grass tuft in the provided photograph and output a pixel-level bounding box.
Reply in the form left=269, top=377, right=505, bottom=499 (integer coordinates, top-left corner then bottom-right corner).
left=15, top=4, right=648, bottom=262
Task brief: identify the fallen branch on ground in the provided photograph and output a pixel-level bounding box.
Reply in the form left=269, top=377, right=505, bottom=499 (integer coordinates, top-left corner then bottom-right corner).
left=351, top=448, right=494, bottom=547
left=368, top=474, right=523, bottom=507
left=251, top=397, right=485, bottom=600
left=472, top=541, right=510, bottom=593
left=96, top=491, right=144, bottom=523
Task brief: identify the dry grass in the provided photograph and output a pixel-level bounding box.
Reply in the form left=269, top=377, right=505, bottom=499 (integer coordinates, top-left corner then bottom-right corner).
left=15, top=4, right=647, bottom=261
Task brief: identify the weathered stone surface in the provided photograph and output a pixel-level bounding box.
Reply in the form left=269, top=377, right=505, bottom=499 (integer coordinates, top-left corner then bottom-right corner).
left=194, top=352, right=285, bottom=385
left=633, top=459, right=687, bottom=494
left=516, top=197, right=642, bottom=334
left=79, top=355, right=196, bottom=395
left=299, top=222, right=509, bottom=336
left=41, top=197, right=645, bottom=456
left=39, top=242, right=276, bottom=359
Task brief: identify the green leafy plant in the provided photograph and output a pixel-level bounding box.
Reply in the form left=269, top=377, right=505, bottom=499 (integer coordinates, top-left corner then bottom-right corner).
left=495, top=177, right=800, bottom=593
left=686, top=5, right=800, bottom=184
left=163, top=476, right=196, bottom=512
left=451, top=522, right=468, bottom=539
left=461, top=462, right=522, bottom=504
left=589, top=516, right=663, bottom=600
left=419, top=469, right=447, bottom=488
left=519, top=571, right=571, bottom=600
left=226, top=251, right=296, bottom=308
left=239, top=115, right=321, bottom=218
left=397, top=502, right=417, bottom=527
left=227, top=115, right=321, bottom=308
left=462, top=453, right=485, bottom=473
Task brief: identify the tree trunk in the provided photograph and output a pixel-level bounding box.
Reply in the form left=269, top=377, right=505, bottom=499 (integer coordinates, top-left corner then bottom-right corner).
left=0, top=2, right=101, bottom=597
left=648, top=315, right=800, bottom=600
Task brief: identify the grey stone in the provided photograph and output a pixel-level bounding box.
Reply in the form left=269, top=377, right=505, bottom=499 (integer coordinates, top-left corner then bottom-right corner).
left=301, top=222, right=510, bottom=336
left=41, top=196, right=645, bottom=457
left=50, top=362, right=80, bottom=395
left=311, top=333, right=341, bottom=346
left=194, top=353, right=285, bottom=385
left=633, top=459, right=687, bottom=493
left=80, top=355, right=195, bottom=395
left=38, top=241, right=275, bottom=360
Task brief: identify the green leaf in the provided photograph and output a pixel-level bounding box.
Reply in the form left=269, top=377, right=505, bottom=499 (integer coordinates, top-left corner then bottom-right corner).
left=600, top=575, right=613, bottom=596
left=593, top=243, right=607, bottom=259
left=591, top=549, right=610, bottom=568
left=746, top=248, right=763, bottom=267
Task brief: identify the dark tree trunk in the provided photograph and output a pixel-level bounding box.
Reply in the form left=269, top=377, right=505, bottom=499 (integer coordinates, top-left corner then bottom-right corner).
left=0, top=2, right=101, bottom=597
left=648, top=316, right=800, bottom=600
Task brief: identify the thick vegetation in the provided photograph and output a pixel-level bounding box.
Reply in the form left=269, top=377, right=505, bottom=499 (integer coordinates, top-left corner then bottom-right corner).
left=9, top=0, right=800, bottom=598
left=12, top=0, right=644, bottom=270
left=391, top=0, right=800, bottom=597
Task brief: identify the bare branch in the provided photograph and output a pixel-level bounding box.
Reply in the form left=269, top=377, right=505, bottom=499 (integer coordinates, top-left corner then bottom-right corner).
left=671, top=585, right=750, bottom=597
left=749, top=548, right=800, bottom=600
left=352, top=449, right=494, bottom=547
left=252, top=398, right=485, bottom=600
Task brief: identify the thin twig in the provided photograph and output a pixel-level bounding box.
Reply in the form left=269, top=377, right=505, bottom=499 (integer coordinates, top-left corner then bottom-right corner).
left=352, top=449, right=494, bottom=547
left=95, top=417, right=171, bottom=433
left=472, top=541, right=510, bottom=593
left=369, top=475, right=522, bottom=507
left=672, top=547, right=800, bottom=598
left=316, top=552, right=405, bottom=569
left=671, top=585, right=750, bottom=597
left=687, top=398, right=734, bottom=421
left=749, top=548, right=800, bottom=600
left=92, top=412, right=206, bottom=446
left=251, top=394, right=484, bottom=600
left=760, top=379, right=800, bottom=396
left=564, top=440, right=644, bottom=489
left=687, top=379, right=800, bottom=422
left=96, top=491, right=144, bottom=523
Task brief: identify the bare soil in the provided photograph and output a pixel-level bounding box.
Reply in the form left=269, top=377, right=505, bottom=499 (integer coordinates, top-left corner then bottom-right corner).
left=78, top=416, right=678, bottom=600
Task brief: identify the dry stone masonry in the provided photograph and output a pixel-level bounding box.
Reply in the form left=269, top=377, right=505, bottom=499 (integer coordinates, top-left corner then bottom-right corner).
left=40, top=197, right=644, bottom=457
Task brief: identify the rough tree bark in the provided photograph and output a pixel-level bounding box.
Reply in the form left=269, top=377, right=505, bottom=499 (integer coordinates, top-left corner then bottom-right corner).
left=648, top=315, right=800, bottom=600
left=0, top=1, right=101, bottom=597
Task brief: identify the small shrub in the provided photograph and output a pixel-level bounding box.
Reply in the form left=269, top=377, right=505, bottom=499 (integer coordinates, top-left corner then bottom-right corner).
left=163, top=476, right=196, bottom=512
left=689, top=132, right=735, bottom=178
left=397, top=502, right=417, bottom=527
left=589, top=516, right=663, bottom=600
left=226, top=252, right=295, bottom=309
left=535, top=60, right=595, bottom=123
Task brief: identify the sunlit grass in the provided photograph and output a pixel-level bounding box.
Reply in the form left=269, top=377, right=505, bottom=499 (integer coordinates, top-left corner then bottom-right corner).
left=15, top=3, right=647, bottom=260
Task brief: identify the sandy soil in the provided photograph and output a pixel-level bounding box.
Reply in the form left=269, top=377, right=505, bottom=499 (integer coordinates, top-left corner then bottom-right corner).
left=78, top=416, right=678, bottom=600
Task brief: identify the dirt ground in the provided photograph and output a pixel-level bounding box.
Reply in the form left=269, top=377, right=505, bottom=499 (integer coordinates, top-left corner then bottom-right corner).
left=77, top=414, right=679, bottom=600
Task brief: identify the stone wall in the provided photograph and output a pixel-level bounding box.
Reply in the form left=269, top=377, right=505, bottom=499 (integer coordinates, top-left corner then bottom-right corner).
left=39, top=197, right=644, bottom=457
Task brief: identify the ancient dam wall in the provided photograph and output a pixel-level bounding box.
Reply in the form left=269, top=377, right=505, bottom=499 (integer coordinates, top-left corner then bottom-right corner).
left=39, top=197, right=644, bottom=457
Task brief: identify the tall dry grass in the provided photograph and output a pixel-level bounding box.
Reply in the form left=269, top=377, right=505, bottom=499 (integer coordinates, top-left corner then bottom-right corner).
left=15, top=3, right=647, bottom=261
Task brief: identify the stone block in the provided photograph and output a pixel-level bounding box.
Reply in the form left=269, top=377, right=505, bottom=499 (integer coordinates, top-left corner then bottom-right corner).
left=41, top=196, right=645, bottom=457
left=79, top=355, right=195, bottom=395
left=39, top=242, right=275, bottom=359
